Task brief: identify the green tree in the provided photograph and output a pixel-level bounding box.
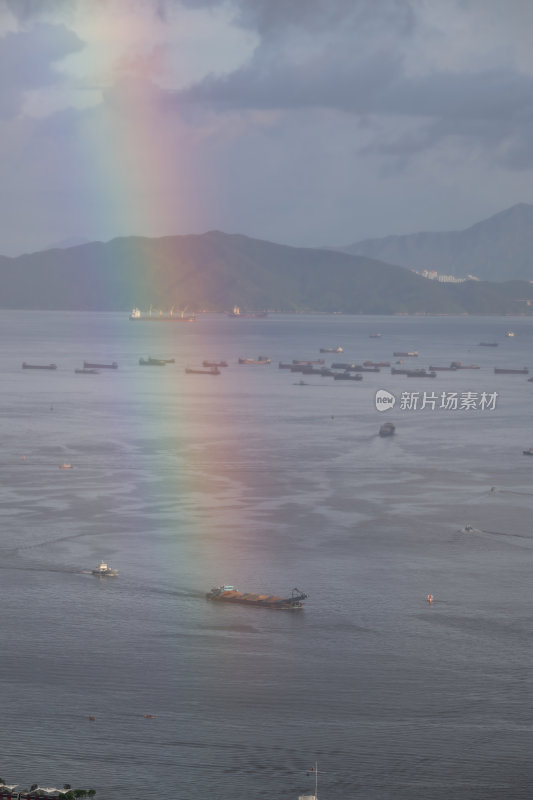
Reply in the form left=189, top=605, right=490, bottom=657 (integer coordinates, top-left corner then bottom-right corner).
left=87, top=791, right=96, bottom=798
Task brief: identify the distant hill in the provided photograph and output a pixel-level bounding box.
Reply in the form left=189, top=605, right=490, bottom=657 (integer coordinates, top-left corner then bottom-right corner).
left=339, top=204, right=533, bottom=282
left=1, top=230, right=533, bottom=314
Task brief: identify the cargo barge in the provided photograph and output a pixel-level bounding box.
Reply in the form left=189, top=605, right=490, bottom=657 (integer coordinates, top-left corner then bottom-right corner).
left=494, top=367, right=529, bottom=374
left=22, top=363, right=57, bottom=370
left=206, top=585, right=307, bottom=609
left=83, top=361, right=118, bottom=369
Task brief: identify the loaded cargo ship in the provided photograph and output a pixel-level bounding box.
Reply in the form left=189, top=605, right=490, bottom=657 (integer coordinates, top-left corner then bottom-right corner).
left=129, top=307, right=196, bottom=322
left=206, top=585, right=307, bottom=609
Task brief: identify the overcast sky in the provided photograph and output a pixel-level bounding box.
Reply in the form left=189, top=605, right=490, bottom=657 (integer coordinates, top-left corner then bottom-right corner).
left=1, top=0, right=533, bottom=255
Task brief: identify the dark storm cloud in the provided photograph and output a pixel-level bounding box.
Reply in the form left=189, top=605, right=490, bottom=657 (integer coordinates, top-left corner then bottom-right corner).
left=171, top=0, right=533, bottom=168
left=0, top=23, right=83, bottom=118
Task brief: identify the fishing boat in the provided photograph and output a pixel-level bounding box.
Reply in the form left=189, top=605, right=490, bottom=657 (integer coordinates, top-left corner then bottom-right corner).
left=206, top=585, right=307, bottom=609
left=129, top=306, right=196, bottom=322
left=83, top=361, right=118, bottom=369
left=202, top=360, right=228, bottom=368
left=92, top=560, right=118, bottom=576
left=406, top=369, right=436, bottom=378
left=523, top=448, right=533, bottom=456
left=393, top=351, right=418, bottom=357
left=75, top=368, right=99, bottom=374
left=478, top=342, right=498, bottom=347
left=319, top=346, right=343, bottom=353
left=379, top=422, right=395, bottom=437
left=22, top=363, right=57, bottom=370
left=505, top=331, right=515, bottom=337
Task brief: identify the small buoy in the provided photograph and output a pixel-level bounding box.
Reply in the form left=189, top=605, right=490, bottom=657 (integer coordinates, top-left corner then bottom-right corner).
left=88, top=716, right=95, bottom=721
left=426, top=594, right=434, bottom=604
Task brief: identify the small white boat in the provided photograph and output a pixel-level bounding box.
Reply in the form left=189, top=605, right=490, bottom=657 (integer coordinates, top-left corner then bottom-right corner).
left=505, top=331, right=515, bottom=337
left=299, top=762, right=321, bottom=800
left=92, top=560, right=118, bottom=576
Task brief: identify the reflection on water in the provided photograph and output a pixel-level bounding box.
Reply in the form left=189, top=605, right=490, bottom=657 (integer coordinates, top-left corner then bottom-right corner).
left=1, top=312, right=533, bottom=798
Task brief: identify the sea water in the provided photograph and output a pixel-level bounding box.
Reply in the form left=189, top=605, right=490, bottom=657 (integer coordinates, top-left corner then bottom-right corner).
left=1, top=312, right=533, bottom=799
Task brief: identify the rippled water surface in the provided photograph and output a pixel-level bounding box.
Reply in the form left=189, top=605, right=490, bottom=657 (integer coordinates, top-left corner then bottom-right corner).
left=1, top=312, right=533, bottom=799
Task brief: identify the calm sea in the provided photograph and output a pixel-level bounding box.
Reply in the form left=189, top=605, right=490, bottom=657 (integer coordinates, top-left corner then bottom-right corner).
left=1, top=312, right=533, bottom=799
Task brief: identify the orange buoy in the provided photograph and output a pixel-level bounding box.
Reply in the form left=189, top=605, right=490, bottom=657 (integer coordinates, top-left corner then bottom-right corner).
left=426, top=594, right=434, bottom=604
left=88, top=715, right=95, bottom=721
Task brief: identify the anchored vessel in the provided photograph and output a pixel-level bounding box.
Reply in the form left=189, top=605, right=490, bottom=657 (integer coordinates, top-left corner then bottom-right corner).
left=84, top=361, right=118, bottom=369
left=238, top=356, right=271, bottom=365
left=129, top=306, right=196, bottom=322
left=22, top=363, right=57, bottom=370
left=185, top=366, right=220, bottom=375
left=139, top=357, right=167, bottom=366
left=206, top=585, right=307, bottom=609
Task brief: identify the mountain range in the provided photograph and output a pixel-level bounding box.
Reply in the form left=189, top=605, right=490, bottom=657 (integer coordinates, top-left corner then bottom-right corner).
left=339, top=203, right=533, bottom=282
left=1, top=224, right=533, bottom=315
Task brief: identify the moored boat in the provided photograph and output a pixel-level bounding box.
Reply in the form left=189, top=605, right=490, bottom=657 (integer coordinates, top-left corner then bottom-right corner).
left=406, top=369, right=436, bottom=378
left=494, top=367, right=529, bottom=374
left=206, top=585, right=307, bottom=609
left=139, top=357, right=167, bottom=366
left=523, top=448, right=533, bottom=456
left=238, top=356, right=271, bottom=365
left=22, top=363, right=57, bottom=370
left=202, top=360, right=228, bottom=368
left=393, top=351, right=418, bottom=357
left=83, top=361, right=118, bottom=369
left=319, top=346, right=343, bottom=353
left=185, top=366, right=220, bottom=375
left=334, top=372, right=362, bottom=381
left=75, top=368, right=100, bottom=374
left=478, top=342, right=498, bottom=347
